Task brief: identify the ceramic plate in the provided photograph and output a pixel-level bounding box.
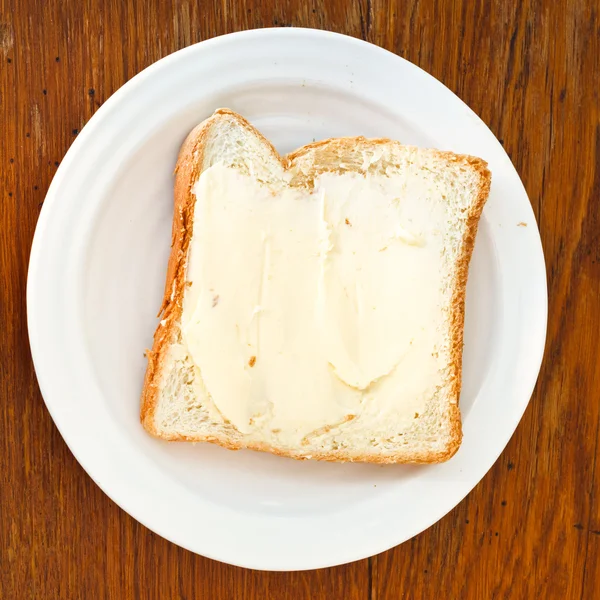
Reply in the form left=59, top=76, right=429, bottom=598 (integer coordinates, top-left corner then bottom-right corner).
left=27, top=29, right=547, bottom=570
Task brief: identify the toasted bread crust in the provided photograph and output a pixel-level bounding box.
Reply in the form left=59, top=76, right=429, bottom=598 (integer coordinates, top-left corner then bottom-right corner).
left=140, top=109, right=491, bottom=463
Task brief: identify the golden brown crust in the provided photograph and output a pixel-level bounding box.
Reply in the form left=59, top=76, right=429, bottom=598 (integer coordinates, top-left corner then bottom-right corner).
left=140, top=109, right=491, bottom=463
left=140, top=121, right=201, bottom=434
left=285, top=135, right=393, bottom=164
left=442, top=157, right=492, bottom=461
left=140, top=431, right=456, bottom=464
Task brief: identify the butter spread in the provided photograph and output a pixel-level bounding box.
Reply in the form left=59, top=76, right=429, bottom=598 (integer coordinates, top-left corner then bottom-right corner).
left=182, top=162, right=446, bottom=442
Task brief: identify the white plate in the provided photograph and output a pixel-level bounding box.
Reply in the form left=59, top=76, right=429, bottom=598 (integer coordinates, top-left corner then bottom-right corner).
left=27, top=29, right=547, bottom=571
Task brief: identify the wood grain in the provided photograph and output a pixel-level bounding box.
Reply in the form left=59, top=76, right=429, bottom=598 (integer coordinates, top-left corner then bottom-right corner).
left=1, top=0, right=598, bottom=598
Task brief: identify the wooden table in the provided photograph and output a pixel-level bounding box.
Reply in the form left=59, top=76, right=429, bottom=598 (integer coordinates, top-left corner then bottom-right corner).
left=2, top=1, right=599, bottom=597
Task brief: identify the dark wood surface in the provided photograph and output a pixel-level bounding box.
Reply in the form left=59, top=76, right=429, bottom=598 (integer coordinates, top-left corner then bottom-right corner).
left=1, top=1, right=599, bottom=598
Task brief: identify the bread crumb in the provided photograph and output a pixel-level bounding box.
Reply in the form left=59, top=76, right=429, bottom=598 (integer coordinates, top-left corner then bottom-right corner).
left=212, top=294, right=220, bottom=307
left=345, top=217, right=352, bottom=226
left=414, top=412, right=419, bottom=418
left=517, top=221, right=527, bottom=227
left=248, top=355, right=256, bottom=367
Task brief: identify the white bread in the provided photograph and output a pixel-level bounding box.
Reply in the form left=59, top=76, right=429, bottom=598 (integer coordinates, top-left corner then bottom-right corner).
left=141, top=109, right=491, bottom=463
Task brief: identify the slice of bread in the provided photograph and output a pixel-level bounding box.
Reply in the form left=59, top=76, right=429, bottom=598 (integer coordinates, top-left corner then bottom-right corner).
left=141, top=108, right=491, bottom=463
